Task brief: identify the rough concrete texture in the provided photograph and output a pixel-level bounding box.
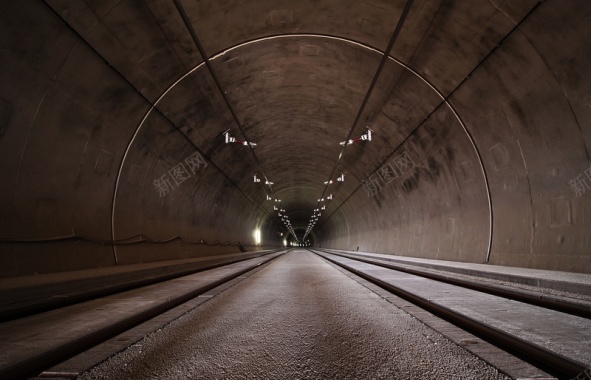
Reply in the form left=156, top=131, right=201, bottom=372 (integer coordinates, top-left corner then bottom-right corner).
left=1, top=1, right=591, bottom=276
left=80, top=250, right=509, bottom=379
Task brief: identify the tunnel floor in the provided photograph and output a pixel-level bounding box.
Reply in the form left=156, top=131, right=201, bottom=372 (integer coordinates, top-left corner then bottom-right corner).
left=79, top=250, right=508, bottom=380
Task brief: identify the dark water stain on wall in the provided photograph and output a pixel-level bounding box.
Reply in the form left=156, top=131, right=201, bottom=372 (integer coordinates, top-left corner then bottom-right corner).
left=427, top=156, right=441, bottom=180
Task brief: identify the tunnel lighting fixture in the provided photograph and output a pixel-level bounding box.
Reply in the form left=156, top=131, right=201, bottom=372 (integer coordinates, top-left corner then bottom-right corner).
left=339, top=127, right=373, bottom=146
left=224, top=130, right=234, bottom=144
left=224, top=130, right=257, bottom=147
left=325, top=174, right=344, bottom=185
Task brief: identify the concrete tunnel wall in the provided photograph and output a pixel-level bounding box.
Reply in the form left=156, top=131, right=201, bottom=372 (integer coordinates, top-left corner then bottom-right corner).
left=0, top=1, right=590, bottom=276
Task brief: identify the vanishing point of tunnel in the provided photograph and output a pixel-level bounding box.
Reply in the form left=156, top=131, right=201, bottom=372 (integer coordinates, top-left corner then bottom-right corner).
left=1, top=0, right=590, bottom=275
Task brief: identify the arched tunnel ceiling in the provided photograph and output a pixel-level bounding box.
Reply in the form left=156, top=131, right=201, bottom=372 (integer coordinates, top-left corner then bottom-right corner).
left=1, top=0, right=591, bottom=274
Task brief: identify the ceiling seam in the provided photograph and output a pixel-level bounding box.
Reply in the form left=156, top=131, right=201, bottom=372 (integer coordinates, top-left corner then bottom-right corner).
left=142, top=0, right=194, bottom=73
left=305, top=0, right=415, bottom=240
left=173, top=0, right=296, bottom=241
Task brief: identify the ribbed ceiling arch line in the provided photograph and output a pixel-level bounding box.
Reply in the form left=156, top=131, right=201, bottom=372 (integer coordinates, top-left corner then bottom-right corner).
left=207, top=33, right=388, bottom=62
left=108, top=34, right=491, bottom=253
left=111, top=61, right=202, bottom=260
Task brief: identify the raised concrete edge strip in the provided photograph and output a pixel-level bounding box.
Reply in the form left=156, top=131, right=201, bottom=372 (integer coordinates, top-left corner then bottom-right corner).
left=0, top=250, right=282, bottom=321
left=0, top=249, right=279, bottom=291
left=322, top=249, right=591, bottom=296
left=322, top=250, right=591, bottom=318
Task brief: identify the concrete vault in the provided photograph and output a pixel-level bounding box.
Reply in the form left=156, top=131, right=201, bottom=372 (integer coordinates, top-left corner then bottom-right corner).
left=1, top=0, right=590, bottom=275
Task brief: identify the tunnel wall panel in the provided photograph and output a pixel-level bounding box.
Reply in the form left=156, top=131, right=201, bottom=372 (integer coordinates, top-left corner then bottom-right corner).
left=0, top=1, right=152, bottom=275
left=449, top=2, right=591, bottom=272
left=0, top=2, right=277, bottom=277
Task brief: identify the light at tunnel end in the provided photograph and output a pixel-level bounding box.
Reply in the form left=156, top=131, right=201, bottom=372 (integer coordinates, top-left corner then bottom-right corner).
left=253, top=229, right=261, bottom=246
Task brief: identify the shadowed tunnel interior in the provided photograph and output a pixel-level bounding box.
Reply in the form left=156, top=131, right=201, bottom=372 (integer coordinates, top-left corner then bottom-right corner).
left=1, top=0, right=590, bottom=276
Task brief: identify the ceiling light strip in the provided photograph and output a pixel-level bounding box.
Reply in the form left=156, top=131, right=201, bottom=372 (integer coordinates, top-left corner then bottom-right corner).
left=305, top=0, right=414, bottom=239
left=173, top=0, right=293, bottom=240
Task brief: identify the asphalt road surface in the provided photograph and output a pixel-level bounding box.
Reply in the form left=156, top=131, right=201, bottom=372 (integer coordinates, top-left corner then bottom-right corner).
left=80, top=250, right=509, bottom=379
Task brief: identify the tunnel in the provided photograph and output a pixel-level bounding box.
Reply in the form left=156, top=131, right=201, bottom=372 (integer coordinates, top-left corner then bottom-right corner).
left=1, top=0, right=591, bottom=277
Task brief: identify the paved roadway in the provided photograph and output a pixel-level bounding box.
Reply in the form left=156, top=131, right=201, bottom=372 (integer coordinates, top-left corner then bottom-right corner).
left=80, top=250, right=509, bottom=379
